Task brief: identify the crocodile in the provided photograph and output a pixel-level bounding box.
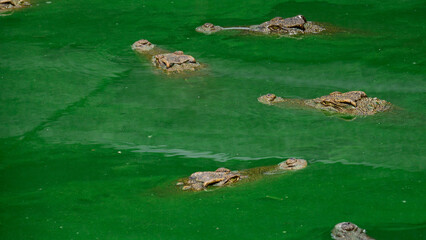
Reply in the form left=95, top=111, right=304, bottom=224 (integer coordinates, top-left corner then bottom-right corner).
left=332, top=222, right=375, bottom=240
left=177, top=158, right=308, bottom=191
left=196, top=15, right=325, bottom=35
left=132, top=39, right=201, bottom=73
left=0, top=0, right=30, bottom=11
left=132, top=39, right=156, bottom=52
left=258, top=91, right=392, bottom=116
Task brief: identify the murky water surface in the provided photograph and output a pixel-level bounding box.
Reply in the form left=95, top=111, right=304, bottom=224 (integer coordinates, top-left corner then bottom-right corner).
left=1, top=0, right=425, bottom=239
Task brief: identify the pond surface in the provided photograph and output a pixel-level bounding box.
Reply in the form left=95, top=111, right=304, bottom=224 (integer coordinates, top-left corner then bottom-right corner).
left=1, top=0, right=425, bottom=239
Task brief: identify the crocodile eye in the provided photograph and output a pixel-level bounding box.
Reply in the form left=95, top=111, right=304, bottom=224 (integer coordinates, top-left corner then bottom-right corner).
left=265, top=94, right=276, bottom=101
left=271, top=17, right=283, bottom=21
left=296, top=15, right=307, bottom=22
left=286, top=158, right=297, bottom=165
left=203, top=23, right=214, bottom=29
left=215, top=168, right=231, bottom=173
left=136, top=39, right=151, bottom=46
left=269, top=25, right=282, bottom=31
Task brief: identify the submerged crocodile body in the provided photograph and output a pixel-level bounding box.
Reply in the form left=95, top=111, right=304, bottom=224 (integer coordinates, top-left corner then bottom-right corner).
left=177, top=158, right=308, bottom=191
left=196, top=15, right=325, bottom=35
left=132, top=39, right=201, bottom=73
left=177, top=167, right=244, bottom=191
left=332, top=222, right=375, bottom=240
left=258, top=91, right=392, bottom=116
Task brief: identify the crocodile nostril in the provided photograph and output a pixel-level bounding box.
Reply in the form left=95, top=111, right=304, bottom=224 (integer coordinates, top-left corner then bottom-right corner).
left=342, top=222, right=355, bottom=231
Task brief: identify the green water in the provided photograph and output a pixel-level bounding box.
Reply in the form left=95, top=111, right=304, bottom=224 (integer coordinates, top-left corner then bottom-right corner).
left=1, top=0, right=425, bottom=239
